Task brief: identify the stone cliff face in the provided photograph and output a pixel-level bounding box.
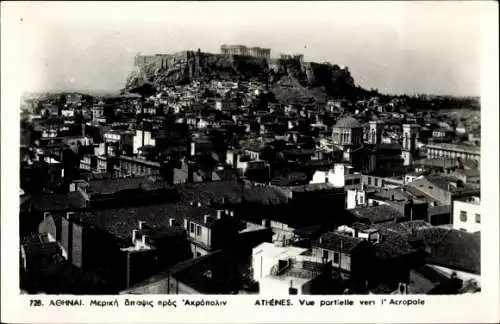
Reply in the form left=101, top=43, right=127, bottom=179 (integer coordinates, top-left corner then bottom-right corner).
left=125, top=51, right=358, bottom=99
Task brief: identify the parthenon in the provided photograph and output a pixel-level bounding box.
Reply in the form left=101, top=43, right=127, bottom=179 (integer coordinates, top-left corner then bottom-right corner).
left=220, top=45, right=271, bottom=59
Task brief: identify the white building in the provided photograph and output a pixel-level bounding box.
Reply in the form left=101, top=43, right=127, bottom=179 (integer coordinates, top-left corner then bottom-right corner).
left=346, top=187, right=367, bottom=209
left=215, top=99, right=238, bottom=112
left=42, top=129, right=58, bottom=138
left=104, top=130, right=134, bottom=150
left=63, top=136, right=94, bottom=152
left=310, top=163, right=362, bottom=189
left=252, top=243, right=316, bottom=295
left=453, top=196, right=481, bottom=233
left=61, top=109, right=75, bottom=118
left=404, top=173, right=424, bottom=184
left=336, top=224, right=381, bottom=243
left=133, top=130, right=155, bottom=154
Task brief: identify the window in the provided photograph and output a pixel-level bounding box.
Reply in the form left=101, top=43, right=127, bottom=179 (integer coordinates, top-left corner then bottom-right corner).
left=196, top=225, right=202, bottom=236
left=368, top=177, right=372, bottom=185
left=196, top=252, right=202, bottom=258
left=374, top=178, right=379, bottom=186
left=333, top=252, right=340, bottom=264
left=190, top=223, right=195, bottom=233
left=475, top=213, right=480, bottom=224
left=359, top=195, right=364, bottom=205
left=460, top=211, right=467, bottom=222
left=353, top=178, right=361, bottom=185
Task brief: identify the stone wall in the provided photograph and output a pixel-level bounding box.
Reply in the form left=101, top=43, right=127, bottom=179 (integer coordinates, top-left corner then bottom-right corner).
left=134, top=51, right=191, bottom=68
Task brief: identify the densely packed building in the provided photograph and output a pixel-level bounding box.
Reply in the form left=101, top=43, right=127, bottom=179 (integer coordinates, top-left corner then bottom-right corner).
left=19, top=45, right=481, bottom=296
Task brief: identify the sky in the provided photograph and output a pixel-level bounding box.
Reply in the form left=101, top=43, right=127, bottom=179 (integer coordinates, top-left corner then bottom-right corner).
left=5, top=1, right=495, bottom=96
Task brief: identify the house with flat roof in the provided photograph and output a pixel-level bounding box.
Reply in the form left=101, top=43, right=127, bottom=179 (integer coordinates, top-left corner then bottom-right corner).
left=452, top=196, right=480, bottom=233
left=252, top=242, right=335, bottom=295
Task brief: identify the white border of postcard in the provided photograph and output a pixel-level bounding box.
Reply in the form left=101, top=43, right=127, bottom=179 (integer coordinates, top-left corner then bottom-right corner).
left=2, top=1, right=499, bottom=323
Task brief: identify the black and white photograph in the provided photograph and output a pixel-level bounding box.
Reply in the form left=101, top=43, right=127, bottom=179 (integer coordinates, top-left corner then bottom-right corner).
left=2, top=1, right=499, bottom=323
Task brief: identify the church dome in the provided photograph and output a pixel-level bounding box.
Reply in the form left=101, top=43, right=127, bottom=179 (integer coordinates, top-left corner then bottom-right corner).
left=334, top=116, right=361, bottom=128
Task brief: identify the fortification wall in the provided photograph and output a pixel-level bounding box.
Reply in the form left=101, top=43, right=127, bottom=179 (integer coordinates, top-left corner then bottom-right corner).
left=134, top=51, right=192, bottom=67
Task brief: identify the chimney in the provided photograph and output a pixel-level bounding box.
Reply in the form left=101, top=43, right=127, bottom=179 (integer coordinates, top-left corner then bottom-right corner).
left=183, top=218, right=188, bottom=230
left=141, top=234, right=148, bottom=247
left=43, top=212, right=51, bottom=221
left=217, top=210, right=223, bottom=219
left=229, top=211, right=235, bottom=217
left=190, top=142, right=196, bottom=156
left=132, top=229, right=138, bottom=244
left=204, top=214, right=210, bottom=224
left=169, top=218, right=176, bottom=227
left=138, top=221, right=146, bottom=230
left=319, top=237, right=323, bottom=245
left=66, top=212, right=75, bottom=220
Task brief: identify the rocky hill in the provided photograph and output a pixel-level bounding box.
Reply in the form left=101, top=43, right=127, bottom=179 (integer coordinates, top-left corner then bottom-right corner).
left=125, top=50, right=364, bottom=102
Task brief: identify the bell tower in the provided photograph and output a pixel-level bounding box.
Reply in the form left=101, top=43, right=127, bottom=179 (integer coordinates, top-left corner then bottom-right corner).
left=368, top=121, right=384, bottom=145
left=401, top=124, right=420, bottom=166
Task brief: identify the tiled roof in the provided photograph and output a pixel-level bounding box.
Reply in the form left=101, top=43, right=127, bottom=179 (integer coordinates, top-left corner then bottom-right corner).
left=455, top=168, right=480, bottom=178
left=79, top=202, right=217, bottom=241
left=175, top=181, right=289, bottom=205
left=411, top=228, right=480, bottom=274
left=374, top=230, right=417, bottom=260
left=334, top=116, right=362, bottom=128
left=350, top=222, right=371, bottom=231
left=349, top=205, right=404, bottom=224
left=372, top=220, right=432, bottom=235
left=285, top=183, right=341, bottom=193
left=313, top=232, right=365, bottom=254
left=29, top=192, right=86, bottom=212
left=371, top=188, right=414, bottom=202
left=87, top=177, right=167, bottom=195
left=372, top=221, right=409, bottom=233
left=414, top=175, right=478, bottom=195
left=171, top=250, right=242, bottom=294
left=424, top=175, right=462, bottom=191
left=399, top=220, right=433, bottom=232
left=462, top=159, right=479, bottom=170
left=402, top=186, right=433, bottom=200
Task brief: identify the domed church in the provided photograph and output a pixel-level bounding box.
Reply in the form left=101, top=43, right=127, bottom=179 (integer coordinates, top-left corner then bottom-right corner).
left=331, top=116, right=363, bottom=147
